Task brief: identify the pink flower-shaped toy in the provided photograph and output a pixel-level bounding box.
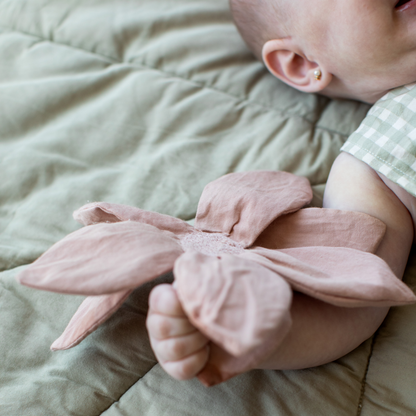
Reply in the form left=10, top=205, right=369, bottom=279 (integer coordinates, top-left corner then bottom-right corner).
left=17, top=171, right=416, bottom=386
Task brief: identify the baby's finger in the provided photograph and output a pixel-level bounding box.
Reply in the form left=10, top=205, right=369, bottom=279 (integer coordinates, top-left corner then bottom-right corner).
left=151, top=330, right=209, bottom=363
left=148, top=284, right=185, bottom=317
left=146, top=313, right=196, bottom=339
left=162, top=345, right=210, bottom=381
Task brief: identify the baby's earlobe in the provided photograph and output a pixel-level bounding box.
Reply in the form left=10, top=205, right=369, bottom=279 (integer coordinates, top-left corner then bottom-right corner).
left=305, top=67, right=333, bottom=93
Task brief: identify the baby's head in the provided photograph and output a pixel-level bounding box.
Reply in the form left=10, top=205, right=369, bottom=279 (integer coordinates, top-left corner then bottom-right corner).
left=230, top=0, right=416, bottom=103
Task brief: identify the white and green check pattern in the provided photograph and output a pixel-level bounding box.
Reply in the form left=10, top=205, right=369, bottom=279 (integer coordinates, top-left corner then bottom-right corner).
left=341, top=83, right=416, bottom=197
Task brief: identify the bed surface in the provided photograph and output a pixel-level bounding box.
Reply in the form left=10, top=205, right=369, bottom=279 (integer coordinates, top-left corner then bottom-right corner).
left=1, top=0, right=415, bottom=414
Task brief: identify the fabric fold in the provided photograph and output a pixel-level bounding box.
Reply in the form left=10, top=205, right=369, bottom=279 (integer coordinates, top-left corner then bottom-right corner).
left=174, top=252, right=292, bottom=357
left=194, top=171, right=313, bottom=248
left=74, top=202, right=194, bottom=235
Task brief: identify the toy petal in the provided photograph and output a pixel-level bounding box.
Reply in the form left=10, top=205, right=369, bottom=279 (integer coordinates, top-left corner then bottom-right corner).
left=51, top=290, right=132, bottom=351
left=174, top=252, right=292, bottom=357
left=17, top=222, right=183, bottom=295
left=243, top=247, right=416, bottom=307
left=195, top=171, right=313, bottom=248
left=255, top=208, right=386, bottom=253
left=74, top=202, right=194, bottom=236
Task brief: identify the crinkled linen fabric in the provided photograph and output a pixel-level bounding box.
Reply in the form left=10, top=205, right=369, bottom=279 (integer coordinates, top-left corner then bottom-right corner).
left=342, top=83, right=416, bottom=197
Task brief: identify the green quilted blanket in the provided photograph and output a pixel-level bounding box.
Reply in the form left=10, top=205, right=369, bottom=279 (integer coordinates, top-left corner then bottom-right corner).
left=0, top=0, right=415, bottom=415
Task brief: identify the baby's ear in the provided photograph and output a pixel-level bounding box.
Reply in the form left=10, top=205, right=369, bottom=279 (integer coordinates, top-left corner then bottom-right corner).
left=262, top=38, right=332, bottom=93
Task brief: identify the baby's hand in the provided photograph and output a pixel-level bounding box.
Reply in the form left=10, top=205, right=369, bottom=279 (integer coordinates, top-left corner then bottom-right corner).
left=146, top=284, right=210, bottom=380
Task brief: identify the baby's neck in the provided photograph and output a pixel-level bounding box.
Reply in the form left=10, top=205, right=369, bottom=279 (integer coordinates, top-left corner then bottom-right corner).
left=323, top=78, right=389, bottom=104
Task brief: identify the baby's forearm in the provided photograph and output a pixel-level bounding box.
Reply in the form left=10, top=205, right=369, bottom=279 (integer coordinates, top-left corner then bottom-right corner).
left=259, top=152, right=414, bottom=371
left=258, top=293, right=388, bottom=370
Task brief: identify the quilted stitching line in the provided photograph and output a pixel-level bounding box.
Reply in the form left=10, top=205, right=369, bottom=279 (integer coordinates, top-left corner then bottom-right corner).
left=99, top=362, right=160, bottom=415
left=0, top=25, right=354, bottom=138
left=355, top=333, right=377, bottom=416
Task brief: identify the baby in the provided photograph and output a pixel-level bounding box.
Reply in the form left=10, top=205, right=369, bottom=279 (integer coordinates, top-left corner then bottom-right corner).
left=146, top=0, right=416, bottom=380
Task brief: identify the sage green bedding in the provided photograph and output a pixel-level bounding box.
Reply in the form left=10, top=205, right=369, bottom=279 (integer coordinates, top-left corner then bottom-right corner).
left=0, top=0, right=415, bottom=414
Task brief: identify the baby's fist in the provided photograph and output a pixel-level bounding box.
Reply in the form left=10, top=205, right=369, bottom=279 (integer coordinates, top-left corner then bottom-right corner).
left=146, top=284, right=209, bottom=380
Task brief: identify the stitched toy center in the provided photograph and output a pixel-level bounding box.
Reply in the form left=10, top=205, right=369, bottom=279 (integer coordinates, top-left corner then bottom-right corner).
left=180, top=232, right=245, bottom=256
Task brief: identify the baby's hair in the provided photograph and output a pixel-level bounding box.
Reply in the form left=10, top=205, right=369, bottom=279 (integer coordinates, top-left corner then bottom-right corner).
left=229, top=0, right=289, bottom=61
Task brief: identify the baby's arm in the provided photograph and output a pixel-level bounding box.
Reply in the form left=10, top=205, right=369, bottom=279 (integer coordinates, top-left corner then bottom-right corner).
left=259, top=152, right=414, bottom=370
left=147, top=152, right=414, bottom=379
left=146, top=284, right=210, bottom=380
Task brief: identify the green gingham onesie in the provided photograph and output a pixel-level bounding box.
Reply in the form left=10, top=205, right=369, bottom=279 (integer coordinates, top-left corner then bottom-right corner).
left=341, top=83, right=416, bottom=197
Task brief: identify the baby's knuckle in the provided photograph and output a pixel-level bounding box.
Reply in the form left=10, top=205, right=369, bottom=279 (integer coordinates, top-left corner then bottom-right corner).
left=149, top=284, right=173, bottom=311
left=172, top=362, right=192, bottom=380
left=163, top=361, right=187, bottom=380
left=170, top=339, right=187, bottom=358
left=147, top=314, right=174, bottom=339
left=180, top=361, right=194, bottom=377
left=157, top=318, right=173, bottom=338
left=182, top=355, right=205, bottom=379
left=148, top=286, right=163, bottom=308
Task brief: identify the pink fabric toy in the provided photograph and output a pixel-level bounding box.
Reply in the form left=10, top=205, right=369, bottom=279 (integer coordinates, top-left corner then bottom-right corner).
left=17, top=171, right=416, bottom=386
